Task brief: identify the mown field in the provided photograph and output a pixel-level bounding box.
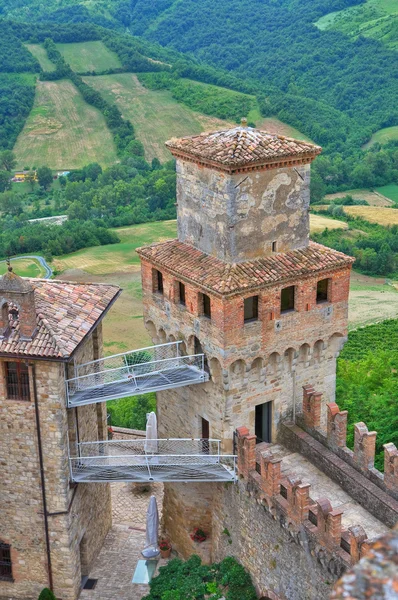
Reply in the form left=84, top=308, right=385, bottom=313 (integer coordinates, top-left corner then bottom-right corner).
left=343, top=206, right=398, bottom=225
left=51, top=216, right=398, bottom=354
left=363, top=125, right=398, bottom=149
left=13, top=79, right=118, bottom=170
left=0, top=257, right=46, bottom=278
left=324, top=188, right=393, bottom=207
left=83, top=73, right=234, bottom=162
left=315, top=0, right=398, bottom=48
left=56, top=41, right=122, bottom=73
left=25, top=44, right=55, bottom=71
left=256, top=117, right=312, bottom=142
left=375, top=184, right=398, bottom=203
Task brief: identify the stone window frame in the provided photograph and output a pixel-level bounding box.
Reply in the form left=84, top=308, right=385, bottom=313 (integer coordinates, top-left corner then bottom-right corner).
left=0, top=541, right=13, bottom=582
left=280, top=285, right=295, bottom=314
left=4, top=361, right=30, bottom=401
left=244, top=295, right=259, bottom=323
left=316, top=278, right=330, bottom=304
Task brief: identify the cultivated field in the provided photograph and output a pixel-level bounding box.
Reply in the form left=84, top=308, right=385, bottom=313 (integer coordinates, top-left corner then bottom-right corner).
left=83, top=73, right=234, bottom=162
left=0, top=257, right=46, bottom=278
left=13, top=79, right=118, bottom=170
left=315, top=0, right=398, bottom=48
left=25, top=44, right=56, bottom=71
left=309, top=214, right=348, bottom=233
left=324, top=188, right=393, bottom=207
left=56, top=41, right=122, bottom=73
left=363, top=125, right=398, bottom=149
left=343, top=206, right=398, bottom=225
left=348, top=272, right=398, bottom=330
left=256, top=117, right=313, bottom=142
left=376, top=184, right=398, bottom=203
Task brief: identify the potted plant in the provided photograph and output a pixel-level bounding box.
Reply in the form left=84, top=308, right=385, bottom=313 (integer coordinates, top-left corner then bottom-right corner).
left=159, top=539, right=172, bottom=558
left=190, top=528, right=207, bottom=543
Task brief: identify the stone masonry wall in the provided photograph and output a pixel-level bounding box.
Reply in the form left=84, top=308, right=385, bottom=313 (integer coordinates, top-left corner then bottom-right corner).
left=176, top=160, right=311, bottom=261
left=0, top=326, right=111, bottom=600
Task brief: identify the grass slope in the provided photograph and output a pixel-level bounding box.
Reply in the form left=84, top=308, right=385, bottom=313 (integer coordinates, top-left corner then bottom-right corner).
left=344, top=206, right=398, bottom=224
left=0, top=257, right=45, bottom=278
left=315, top=0, right=398, bottom=48
left=56, top=41, right=122, bottom=73
left=82, top=73, right=235, bottom=162
left=13, top=78, right=118, bottom=170
left=363, top=125, right=398, bottom=149
left=256, top=117, right=313, bottom=142
left=25, top=44, right=55, bottom=71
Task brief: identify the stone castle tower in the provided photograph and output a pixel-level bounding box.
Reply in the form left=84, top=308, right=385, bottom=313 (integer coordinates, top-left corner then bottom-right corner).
left=137, top=123, right=354, bottom=451
left=0, top=267, right=120, bottom=600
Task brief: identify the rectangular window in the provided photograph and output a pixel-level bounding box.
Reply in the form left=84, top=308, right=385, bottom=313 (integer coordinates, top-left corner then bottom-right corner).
left=202, top=294, right=211, bottom=319
left=280, top=286, right=295, bottom=313
left=6, top=362, right=30, bottom=401
left=244, top=296, right=259, bottom=322
left=316, top=279, right=329, bottom=303
left=153, top=269, right=163, bottom=294
left=0, top=542, right=13, bottom=581
left=178, top=281, right=186, bottom=306
left=272, top=241, right=277, bottom=252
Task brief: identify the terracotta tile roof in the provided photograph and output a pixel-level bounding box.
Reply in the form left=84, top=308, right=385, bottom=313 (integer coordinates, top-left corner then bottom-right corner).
left=137, top=240, right=354, bottom=296
left=0, top=279, right=120, bottom=359
left=165, top=126, right=321, bottom=172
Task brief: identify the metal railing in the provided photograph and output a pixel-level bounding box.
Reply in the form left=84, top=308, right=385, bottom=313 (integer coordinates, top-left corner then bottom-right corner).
left=66, top=341, right=208, bottom=407
left=69, top=438, right=236, bottom=483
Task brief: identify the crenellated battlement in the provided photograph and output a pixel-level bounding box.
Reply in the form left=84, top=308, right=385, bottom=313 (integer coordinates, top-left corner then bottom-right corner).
left=295, top=386, right=398, bottom=501
left=235, top=427, right=374, bottom=569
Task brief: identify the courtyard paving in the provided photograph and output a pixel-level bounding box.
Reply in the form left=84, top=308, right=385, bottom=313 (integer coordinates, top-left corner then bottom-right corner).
left=80, top=482, right=166, bottom=600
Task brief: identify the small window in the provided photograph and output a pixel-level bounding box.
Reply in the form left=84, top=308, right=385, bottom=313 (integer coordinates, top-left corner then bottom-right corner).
left=316, top=279, right=329, bottom=303
left=178, top=281, right=186, bottom=306
left=153, top=269, right=163, bottom=294
left=202, top=294, right=211, bottom=319
left=0, top=542, right=13, bottom=581
left=5, top=362, right=30, bottom=401
left=244, top=296, right=259, bottom=322
left=281, top=286, right=295, bottom=313
left=272, top=241, right=277, bottom=252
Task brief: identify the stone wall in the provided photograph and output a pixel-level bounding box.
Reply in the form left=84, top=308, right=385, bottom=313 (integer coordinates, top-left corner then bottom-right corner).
left=176, top=160, right=311, bottom=261
left=0, top=326, right=112, bottom=600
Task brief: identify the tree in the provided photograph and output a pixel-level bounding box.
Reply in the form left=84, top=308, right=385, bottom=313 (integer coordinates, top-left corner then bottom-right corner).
left=25, top=171, right=36, bottom=192
left=83, top=162, right=102, bottom=181
left=37, top=166, right=53, bottom=190
left=0, top=170, right=11, bottom=193
left=38, top=588, right=57, bottom=600
left=0, top=191, right=23, bottom=216
left=0, top=150, right=16, bottom=172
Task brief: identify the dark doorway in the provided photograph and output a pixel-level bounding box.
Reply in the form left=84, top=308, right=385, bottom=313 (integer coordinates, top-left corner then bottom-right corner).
left=255, top=402, right=272, bottom=444
left=194, top=336, right=209, bottom=373
left=201, top=417, right=210, bottom=454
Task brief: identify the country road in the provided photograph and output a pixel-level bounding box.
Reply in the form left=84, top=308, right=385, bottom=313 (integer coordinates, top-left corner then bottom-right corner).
left=0, top=255, right=53, bottom=279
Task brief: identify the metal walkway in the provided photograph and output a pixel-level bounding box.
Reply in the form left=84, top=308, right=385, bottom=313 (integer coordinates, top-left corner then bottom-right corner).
left=66, top=342, right=208, bottom=407
left=69, top=439, right=236, bottom=483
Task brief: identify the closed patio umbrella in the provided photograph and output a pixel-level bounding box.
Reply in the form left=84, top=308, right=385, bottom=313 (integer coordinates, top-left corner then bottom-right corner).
left=141, top=495, right=160, bottom=559
left=145, top=411, right=158, bottom=454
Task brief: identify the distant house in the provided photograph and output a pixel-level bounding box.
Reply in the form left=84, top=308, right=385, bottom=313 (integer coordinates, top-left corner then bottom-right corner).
left=56, top=171, right=70, bottom=178
left=12, top=170, right=38, bottom=183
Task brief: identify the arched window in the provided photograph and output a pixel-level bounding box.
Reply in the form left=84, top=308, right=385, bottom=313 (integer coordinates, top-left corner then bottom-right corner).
left=0, top=541, right=13, bottom=581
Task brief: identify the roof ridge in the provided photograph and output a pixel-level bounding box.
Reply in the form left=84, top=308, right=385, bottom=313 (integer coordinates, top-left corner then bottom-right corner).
left=36, top=313, right=65, bottom=357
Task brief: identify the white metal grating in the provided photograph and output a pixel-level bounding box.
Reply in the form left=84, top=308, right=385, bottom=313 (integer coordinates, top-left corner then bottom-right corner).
left=66, top=342, right=208, bottom=407
left=69, top=438, right=236, bottom=483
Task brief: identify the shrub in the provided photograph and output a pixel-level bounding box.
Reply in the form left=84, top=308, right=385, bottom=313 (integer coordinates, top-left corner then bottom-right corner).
left=38, top=589, right=57, bottom=600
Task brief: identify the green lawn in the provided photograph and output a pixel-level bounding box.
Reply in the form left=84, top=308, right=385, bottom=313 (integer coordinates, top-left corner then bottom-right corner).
left=56, top=41, right=122, bottom=72
left=376, top=184, right=398, bottom=203
left=363, top=125, right=398, bottom=149
left=315, top=0, right=398, bottom=48
left=83, top=73, right=234, bottom=162
left=0, top=257, right=46, bottom=278
left=25, top=44, right=56, bottom=71
left=13, top=78, right=118, bottom=170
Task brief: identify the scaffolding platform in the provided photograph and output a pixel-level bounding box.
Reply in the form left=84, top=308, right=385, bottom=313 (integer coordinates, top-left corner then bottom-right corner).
left=66, top=342, right=208, bottom=407
left=69, top=439, right=236, bottom=483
